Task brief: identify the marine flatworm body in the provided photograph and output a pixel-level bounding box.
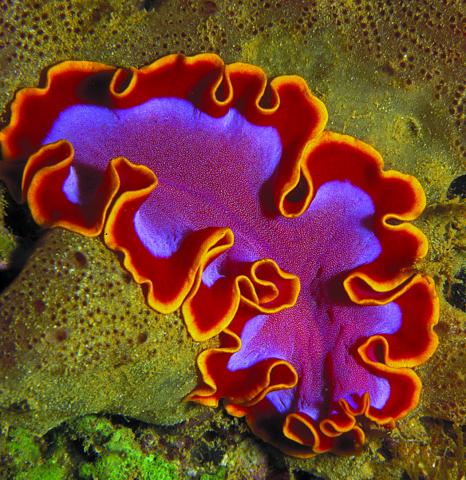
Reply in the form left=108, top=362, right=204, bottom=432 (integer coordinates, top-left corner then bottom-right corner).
left=0, top=54, right=438, bottom=456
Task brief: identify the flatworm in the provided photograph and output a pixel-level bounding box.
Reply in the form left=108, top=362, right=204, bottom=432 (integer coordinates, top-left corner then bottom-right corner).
left=0, top=54, right=438, bottom=456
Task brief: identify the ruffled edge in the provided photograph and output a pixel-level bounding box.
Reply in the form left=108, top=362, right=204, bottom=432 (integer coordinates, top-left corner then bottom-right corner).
left=190, top=277, right=438, bottom=457
left=188, top=133, right=439, bottom=456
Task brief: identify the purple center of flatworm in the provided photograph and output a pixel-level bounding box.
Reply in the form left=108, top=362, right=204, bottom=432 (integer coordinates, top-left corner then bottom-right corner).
left=43, top=97, right=402, bottom=420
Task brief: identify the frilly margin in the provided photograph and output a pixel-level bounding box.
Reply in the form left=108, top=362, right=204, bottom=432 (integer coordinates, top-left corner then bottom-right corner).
left=0, top=54, right=439, bottom=456
left=188, top=133, right=439, bottom=456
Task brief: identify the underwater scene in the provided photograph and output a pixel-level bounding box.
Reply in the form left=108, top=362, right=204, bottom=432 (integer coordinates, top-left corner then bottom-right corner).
left=0, top=1, right=464, bottom=479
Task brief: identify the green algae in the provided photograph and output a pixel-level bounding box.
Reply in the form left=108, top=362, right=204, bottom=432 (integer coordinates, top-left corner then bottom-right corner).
left=200, top=467, right=227, bottom=480
left=0, top=412, right=241, bottom=479
left=3, top=427, right=67, bottom=480
left=6, top=427, right=41, bottom=467
left=74, top=417, right=179, bottom=480
left=66, top=412, right=245, bottom=480
left=16, top=464, right=66, bottom=480
left=1, top=418, right=186, bottom=480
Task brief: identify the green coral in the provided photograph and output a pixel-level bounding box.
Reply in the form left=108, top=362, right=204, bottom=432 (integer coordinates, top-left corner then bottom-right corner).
left=200, top=466, right=227, bottom=480
left=0, top=227, right=206, bottom=436
left=74, top=416, right=179, bottom=480
left=6, top=427, right=41, bottom=467
left=3, top=427, right=67, bottom=480
left=1, top=420, right=181, bottom=479
left=1, top=415, right=225, bottom=479
left=16, top=464, right=65, bottom=480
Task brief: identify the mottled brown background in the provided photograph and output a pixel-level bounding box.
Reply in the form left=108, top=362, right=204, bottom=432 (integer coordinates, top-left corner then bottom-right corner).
left=0, top=1, right=464, bottom=479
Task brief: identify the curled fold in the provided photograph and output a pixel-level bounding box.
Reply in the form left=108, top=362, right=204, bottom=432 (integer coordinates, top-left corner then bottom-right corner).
left=301, top=133, right=428, bottom=290
left=1, top=61, right=116, bottom=162
left=23, top=141, right=146, bottom=236
left=107, top=202, right=235, bottom=315
left=183, top=259, right=300, bottom=341
left=188, top=321, right=299, bottom=406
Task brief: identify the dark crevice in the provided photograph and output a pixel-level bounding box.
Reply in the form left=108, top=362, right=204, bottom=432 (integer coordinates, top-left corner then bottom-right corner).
left=419, top=416, right=461, bottom=443
left=0, top=188, right=42, bottom=292
left=378, top=437, right=397, bottom=461
left=443, top=267, right=465, bottom=312
left=293, top=470, right=325, bottom=480
left=446, top=174, right=466, bottom=200
left=4, top=191, right=40, bottom=240
left=141, top=0, right=164, bottom=11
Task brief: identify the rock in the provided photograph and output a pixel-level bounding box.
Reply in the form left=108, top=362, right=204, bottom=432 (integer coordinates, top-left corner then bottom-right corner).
left=0, top=228, right=212, bottom=434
